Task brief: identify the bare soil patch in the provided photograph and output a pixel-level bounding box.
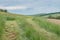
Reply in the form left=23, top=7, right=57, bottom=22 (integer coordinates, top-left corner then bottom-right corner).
left=47, top=19, right=60, bottom=25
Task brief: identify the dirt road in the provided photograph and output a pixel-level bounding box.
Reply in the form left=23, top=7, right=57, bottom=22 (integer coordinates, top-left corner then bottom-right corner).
left=3, top=21, right=19, bottom=40
left=47, top=19, right=60, bottom=25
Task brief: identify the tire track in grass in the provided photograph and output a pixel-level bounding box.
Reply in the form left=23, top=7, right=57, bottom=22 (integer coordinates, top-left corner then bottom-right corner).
left=26, top=18, right=59, bottom=40
left=2, top=21, right=19, bottom=40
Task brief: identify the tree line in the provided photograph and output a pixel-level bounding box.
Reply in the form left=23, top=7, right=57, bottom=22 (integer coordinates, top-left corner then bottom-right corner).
left=48, top=15, right=60, bottom=19
left=0, top=9, right=7, bottom=12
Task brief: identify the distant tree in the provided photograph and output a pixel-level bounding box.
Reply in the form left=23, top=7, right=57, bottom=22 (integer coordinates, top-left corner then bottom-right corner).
left=4, top=10, right=7, bottom=12
left=0, top=9, right=3, bottom=12
left=0, top=9, right=7, bottom=12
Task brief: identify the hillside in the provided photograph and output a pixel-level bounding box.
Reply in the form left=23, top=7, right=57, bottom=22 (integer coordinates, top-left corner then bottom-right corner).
left=0, top=11, right=60, bottom=40
left=33, top=12, right=60, bottom=17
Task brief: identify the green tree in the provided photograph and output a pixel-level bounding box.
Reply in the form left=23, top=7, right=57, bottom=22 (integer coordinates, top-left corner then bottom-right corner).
left=4, top=10, right=7, bottom=12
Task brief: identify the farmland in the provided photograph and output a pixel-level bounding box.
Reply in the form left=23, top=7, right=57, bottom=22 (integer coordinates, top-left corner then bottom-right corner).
left=0, top=11, right=60, bottom=40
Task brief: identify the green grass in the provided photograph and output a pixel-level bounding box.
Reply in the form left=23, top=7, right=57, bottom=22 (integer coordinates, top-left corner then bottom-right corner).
left=32, top=17, right=60, bottom=36
left=16, top=17, right=41, bottom=40
left=6, top=16, right=15, bottom=20
left=0, top=14, right=5, bottom=40
left=0, top=12, right=60, bottom=40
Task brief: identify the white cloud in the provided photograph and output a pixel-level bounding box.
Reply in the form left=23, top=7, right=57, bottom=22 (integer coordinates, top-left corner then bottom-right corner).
left=0, top=6, right=27, bottom=10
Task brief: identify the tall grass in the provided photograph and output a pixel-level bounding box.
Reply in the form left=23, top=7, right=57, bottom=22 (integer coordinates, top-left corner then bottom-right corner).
left=15, top=18, right=40, bottom=40
left=32, top=17, right=60, bottom=36
left=1, top=12, right=60, bottom=40
left=16, top=16, right=59, bottom=40
left=0, top=14, right=5, bottom=40
left=6, top=16, right=15, bottom=21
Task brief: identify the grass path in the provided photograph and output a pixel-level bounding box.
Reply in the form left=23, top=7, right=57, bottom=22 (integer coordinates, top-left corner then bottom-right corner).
left=26, top=18, right=59, bottom=40
left=2, top=21, right=19, bottom=40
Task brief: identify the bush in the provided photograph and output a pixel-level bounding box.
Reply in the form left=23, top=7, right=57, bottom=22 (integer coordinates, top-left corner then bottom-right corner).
left=4, top=10, right=7, bottom=12
left=48, top=15, right=60, bottom=19
left=6, top=17, right=15, bottom=20
left=48, top=15, right=54, bottom=19
left=55, top=16, right=60, bottom=19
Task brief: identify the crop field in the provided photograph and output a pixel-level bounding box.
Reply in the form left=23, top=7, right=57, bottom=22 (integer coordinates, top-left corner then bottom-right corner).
left=0, top=12, right=60, bottom=40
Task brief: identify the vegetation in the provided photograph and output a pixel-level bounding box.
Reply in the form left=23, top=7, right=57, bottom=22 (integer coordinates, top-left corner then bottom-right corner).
left=0, top=9, right=7, bottom=12
left=0, top=11, right=60, bottom=40
left=0, top=14, right=5, bottom=40
left=32, top=17, right=60, bottom=36
left=33, top=12, right=60, bottom=17
left=48, top=15, right=60, bottom=19
left=6, top=16, right=15, bottom=20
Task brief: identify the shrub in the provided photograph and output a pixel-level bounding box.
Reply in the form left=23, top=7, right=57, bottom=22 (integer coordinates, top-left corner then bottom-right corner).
left=4, top=10, right=7, bottom=12
left=55, top=16, right=60, bottom=19
left=48, top=15, right=60, bottom=19
left=6, top=17, right=15, bottom=20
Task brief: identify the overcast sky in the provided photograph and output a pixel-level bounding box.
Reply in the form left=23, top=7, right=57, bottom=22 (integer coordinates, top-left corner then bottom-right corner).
left=0, top=0, right=60, bottom=15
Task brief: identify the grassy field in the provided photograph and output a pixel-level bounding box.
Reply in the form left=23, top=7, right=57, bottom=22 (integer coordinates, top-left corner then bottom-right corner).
left=0, top=12, right=60, bottom=40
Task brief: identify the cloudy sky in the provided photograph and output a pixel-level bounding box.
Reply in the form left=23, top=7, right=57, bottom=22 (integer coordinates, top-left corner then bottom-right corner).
left=0, top=0, right=60, bottom=15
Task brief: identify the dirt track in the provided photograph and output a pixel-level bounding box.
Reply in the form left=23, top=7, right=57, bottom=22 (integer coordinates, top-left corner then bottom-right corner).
left=3, top=21, right=19, bottom=40
left=47, top=19, right=60, bottom=25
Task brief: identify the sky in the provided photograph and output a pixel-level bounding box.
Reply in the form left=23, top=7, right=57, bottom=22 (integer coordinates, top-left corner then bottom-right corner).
left=0, top=0, right=60, bottom=15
